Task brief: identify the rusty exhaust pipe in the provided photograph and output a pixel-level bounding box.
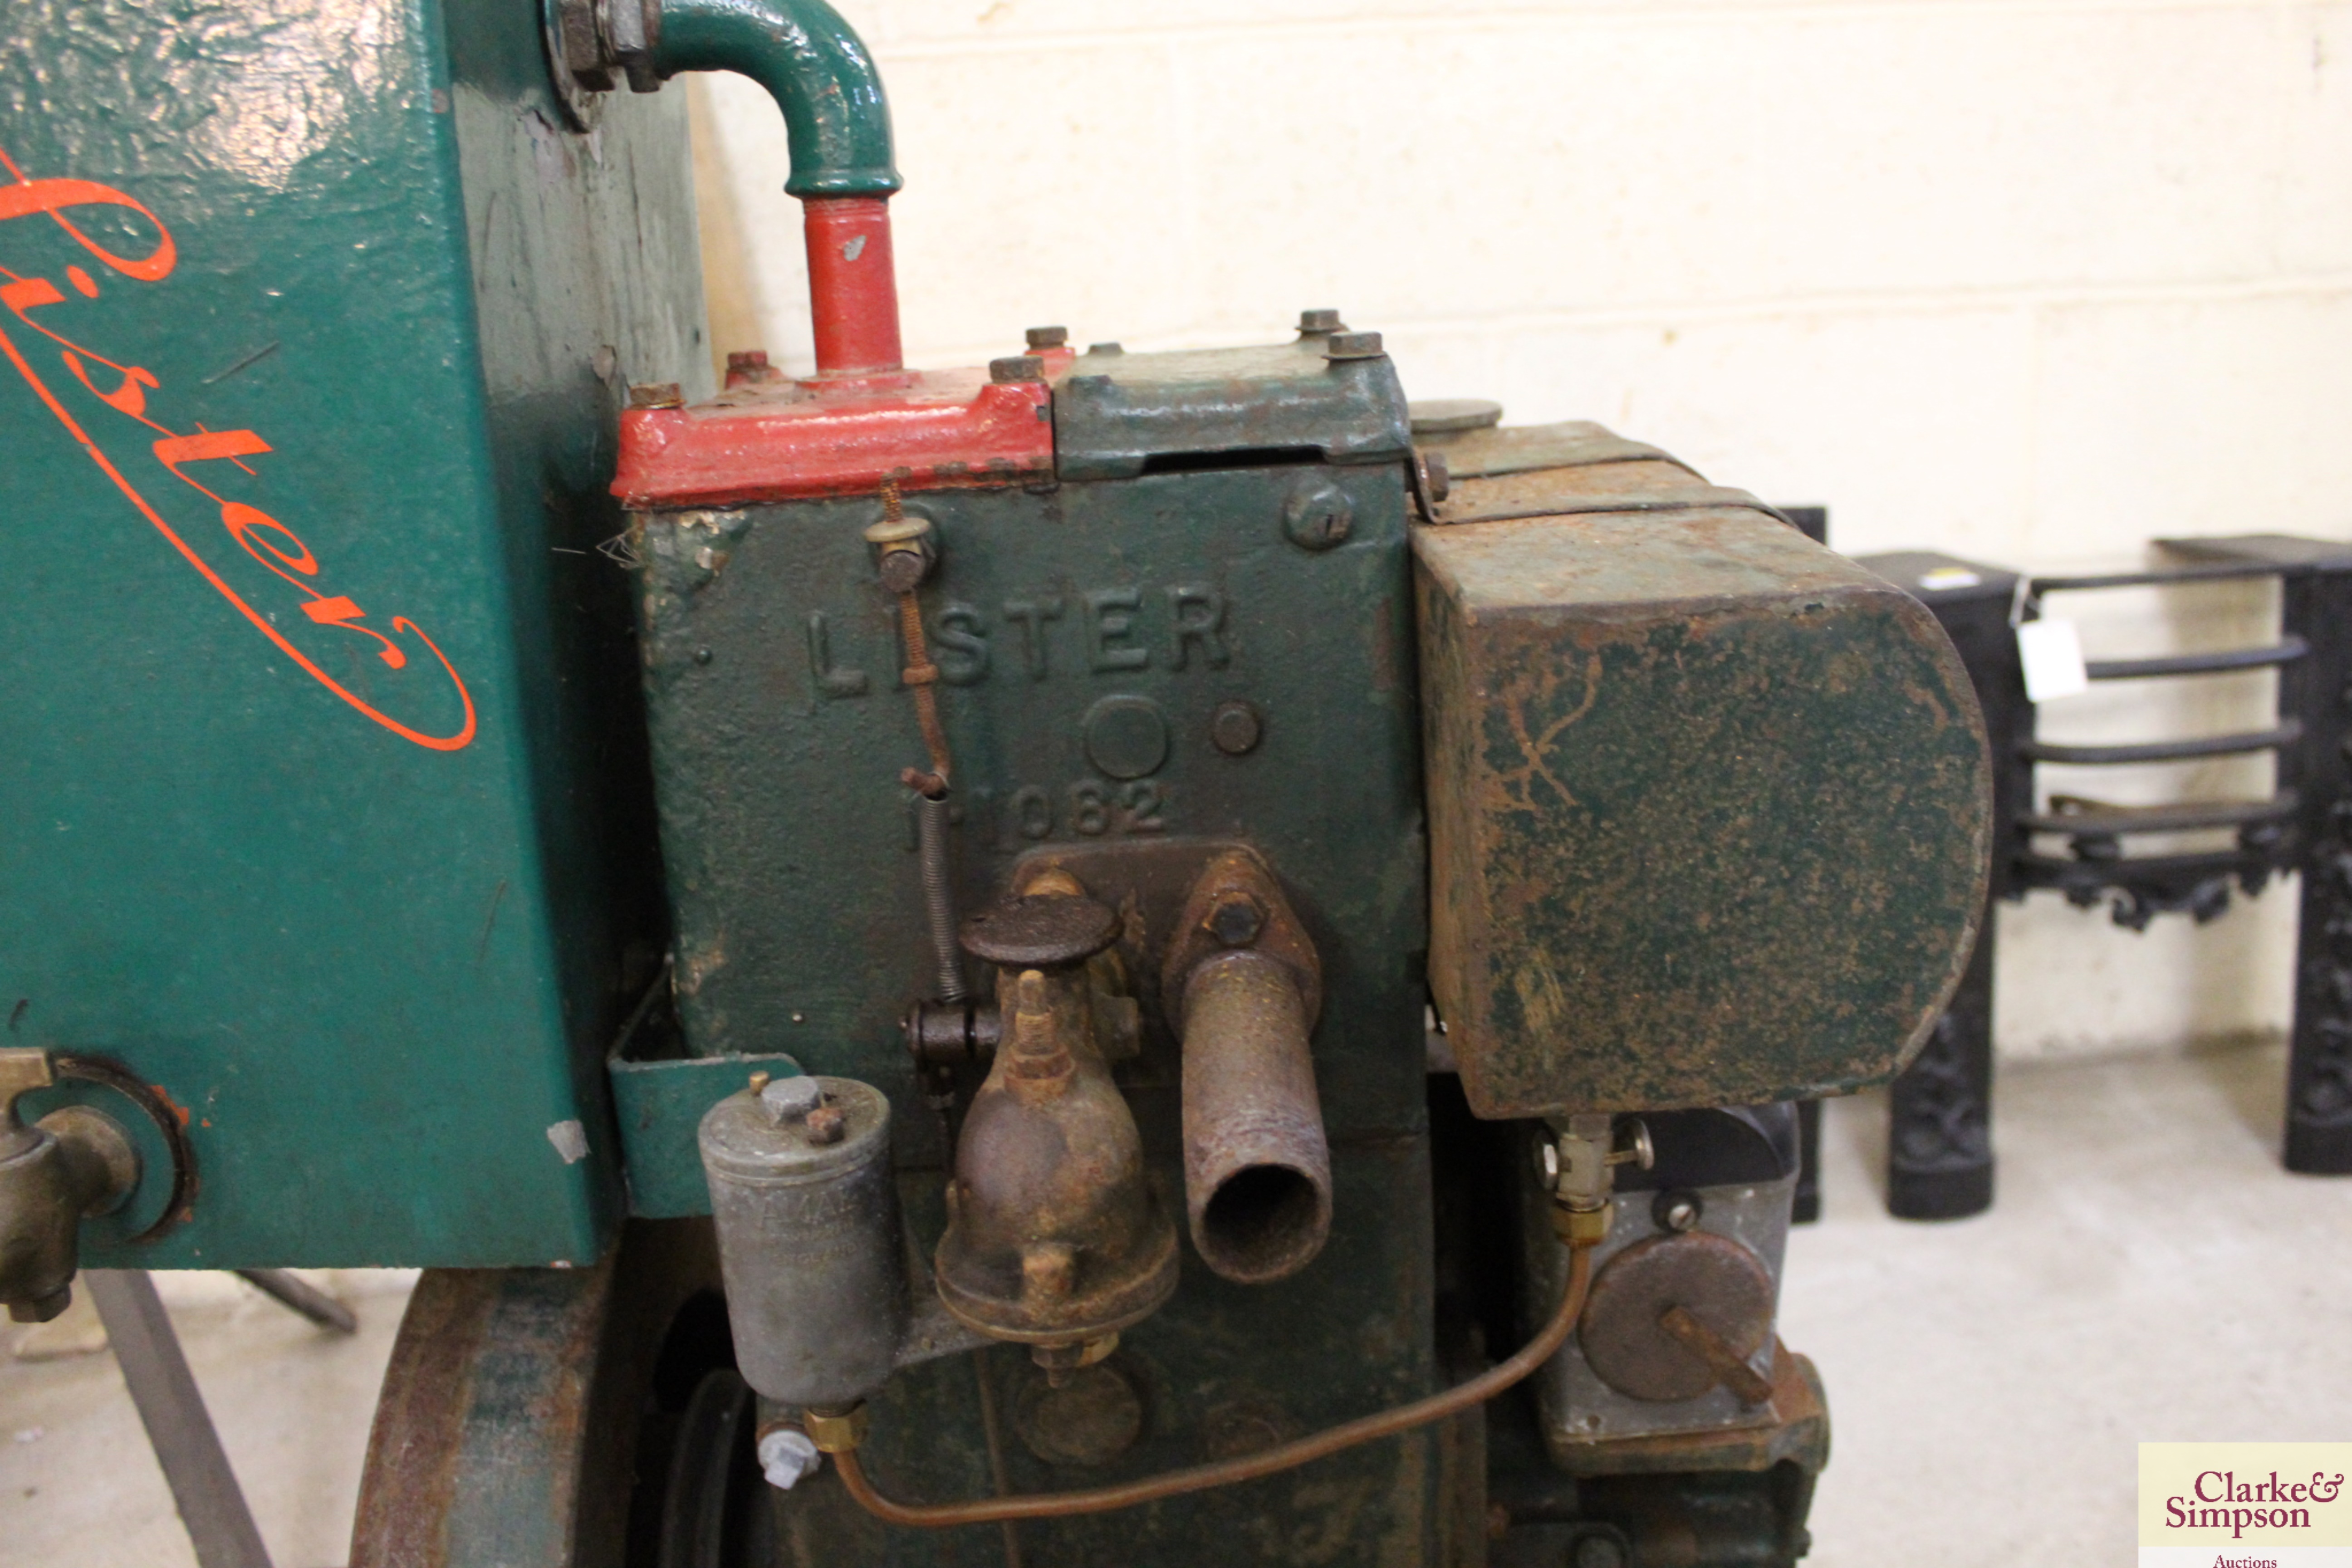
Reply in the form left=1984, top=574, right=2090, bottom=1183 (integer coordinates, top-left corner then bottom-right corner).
left=1164, top=848, right=1331, bottom=1286
left=1180, top=952, right=1332, bottom=1284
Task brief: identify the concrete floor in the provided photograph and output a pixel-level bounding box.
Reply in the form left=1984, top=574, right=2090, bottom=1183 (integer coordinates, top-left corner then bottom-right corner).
left=0, top=1040, right=2343, bottom=1568
left=1784, top=1038, right=2352, bottom=1567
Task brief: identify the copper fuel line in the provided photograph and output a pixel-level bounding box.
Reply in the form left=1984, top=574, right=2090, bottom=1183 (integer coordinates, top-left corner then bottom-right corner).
left=805, top=1230, right=1600, bottom=1528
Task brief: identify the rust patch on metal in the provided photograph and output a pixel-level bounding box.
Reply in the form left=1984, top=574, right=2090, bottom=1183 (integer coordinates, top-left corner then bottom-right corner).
left=1578, top=1233, right=1774, bottom=1405
left=936, top=888, right=1178, bottom=1361
left=1161, top=849, right=1333, bottom=1284
left=1417, top=489, right=1992, bottom=1117
left=350, top=1224, right=720, bottom=1568
left=1543, top=1343, right=1828, bottom=1479
left=349, top=1270, right=497, bottom=1568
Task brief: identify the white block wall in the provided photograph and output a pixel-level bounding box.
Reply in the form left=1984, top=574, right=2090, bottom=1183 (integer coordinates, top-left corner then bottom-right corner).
left=686, top=0, right=2352, bottom=1060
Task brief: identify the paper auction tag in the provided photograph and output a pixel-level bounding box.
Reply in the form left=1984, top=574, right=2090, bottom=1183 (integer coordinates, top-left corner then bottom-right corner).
left=2141, top=1443, right=2352, bottom=1566
left=2017, top=617, right=2089, bottom=703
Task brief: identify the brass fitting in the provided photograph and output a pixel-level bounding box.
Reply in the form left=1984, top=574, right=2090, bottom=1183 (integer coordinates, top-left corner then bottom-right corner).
left=1540, top=1112, right=1652, bottom=1245
left=934, top=886, right=1177, bottom=1377
left=802, top=1403, right=872, bottom=1453
left=0, top=1049, right=141, bottom=1322
left=1548, top=1204, right=1612, bottom=1247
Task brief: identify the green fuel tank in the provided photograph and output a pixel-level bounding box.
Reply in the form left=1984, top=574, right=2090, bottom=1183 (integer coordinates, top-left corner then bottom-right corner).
left=0, top=0, right=708, bottom=1267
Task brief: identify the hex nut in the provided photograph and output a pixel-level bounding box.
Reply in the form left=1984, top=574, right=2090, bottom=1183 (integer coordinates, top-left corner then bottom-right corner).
left=1323, top=331, right=1383, bottom=362
left=801, top=1405, right=871, bottom=1453
left=1205, top=892, right=1265, bottom=948
left=1024, top=325, right=1068, bottom=349
left=1550, top=1204, right=1611, bottom=1246
left=804, top=1104, right=847, bottom=1145
left=627, top=382, right=684, bottom=409
left=1419, top=448, right=1451, bottom=502
left=876, top=544, right=929, bottom=593
left=990, top=355, right=1046, bottom=384
left=1297, top=308, right=1344, bottom=334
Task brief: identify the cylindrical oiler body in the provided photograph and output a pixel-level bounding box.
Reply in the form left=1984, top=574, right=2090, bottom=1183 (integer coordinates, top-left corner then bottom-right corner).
left=698, top=1075, right=906, bottom=1408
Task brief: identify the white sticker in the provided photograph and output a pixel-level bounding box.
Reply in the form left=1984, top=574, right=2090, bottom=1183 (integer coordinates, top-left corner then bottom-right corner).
left=2017, top=617, right=2089, bottom=703
left=1917, top=566, right=1983, bottom=592
left=545, top=1119, right=590, bottom=1164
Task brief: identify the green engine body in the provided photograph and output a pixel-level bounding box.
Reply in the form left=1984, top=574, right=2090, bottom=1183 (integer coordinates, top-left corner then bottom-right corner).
left=624, top=346, right=1445, bottom=1563
left=0, top=0, right=704, bottom=1267
left=1, top=5, right=1992, bottom=1567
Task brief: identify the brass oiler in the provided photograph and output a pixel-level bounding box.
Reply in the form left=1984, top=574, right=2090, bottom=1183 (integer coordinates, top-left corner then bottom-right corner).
left=932, top=887, right=1177, bottom=1382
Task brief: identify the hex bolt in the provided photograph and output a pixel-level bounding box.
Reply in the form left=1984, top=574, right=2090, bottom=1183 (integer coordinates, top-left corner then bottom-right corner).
left=1418, top=448, right=1451, bottom=502
left=627, top=382, right=684, bottom=409
left=724, top=350, right=784, bottom=390
left=1087, top=342, right=1125, bottom=356
left=1297, top=308, right=1345, bottom=335
left=1323, top=331, right=1384, bottom=362
left=1204, top=891, right=1264, bottom=948
left=1024, top=326, right=1068, bottom=350
left=990, top=355, right=1046, bottom=384
left=1209, top=700, right=1263, bottom=757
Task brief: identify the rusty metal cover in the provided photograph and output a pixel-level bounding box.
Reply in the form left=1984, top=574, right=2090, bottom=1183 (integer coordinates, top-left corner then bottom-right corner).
left=1416, top=501, right=1989, bottom=1117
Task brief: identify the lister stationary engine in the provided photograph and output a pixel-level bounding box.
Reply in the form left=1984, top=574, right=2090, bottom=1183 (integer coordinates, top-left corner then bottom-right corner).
left=0, top=2, right=1989, bottom=1565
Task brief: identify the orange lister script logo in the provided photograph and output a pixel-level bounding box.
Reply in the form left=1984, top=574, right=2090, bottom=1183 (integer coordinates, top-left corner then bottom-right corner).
left=0, top=147, right=475, bottom=750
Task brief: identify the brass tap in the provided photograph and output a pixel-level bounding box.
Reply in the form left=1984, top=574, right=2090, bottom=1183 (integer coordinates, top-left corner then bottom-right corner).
left=0, top=1049, right=140, bottom=1322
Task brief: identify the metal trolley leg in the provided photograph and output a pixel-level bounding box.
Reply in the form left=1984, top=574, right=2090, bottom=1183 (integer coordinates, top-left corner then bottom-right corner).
left=235, top=1269, right=358, bottom=1334
left=83, top=1270, right=275, bottom=1568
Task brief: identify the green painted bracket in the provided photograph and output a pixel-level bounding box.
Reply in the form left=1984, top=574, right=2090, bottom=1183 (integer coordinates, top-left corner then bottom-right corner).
left=608, top=988, right=805, bottom=1218
left=656, top=0, right=901, bottom=197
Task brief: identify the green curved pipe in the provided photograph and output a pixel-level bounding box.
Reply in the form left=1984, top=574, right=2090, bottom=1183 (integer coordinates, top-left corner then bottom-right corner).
left=655, top=0, right=902, bottom=199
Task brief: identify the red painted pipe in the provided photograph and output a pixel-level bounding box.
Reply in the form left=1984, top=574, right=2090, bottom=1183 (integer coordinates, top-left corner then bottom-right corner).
left=803, top=196, right=904, bottom=376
